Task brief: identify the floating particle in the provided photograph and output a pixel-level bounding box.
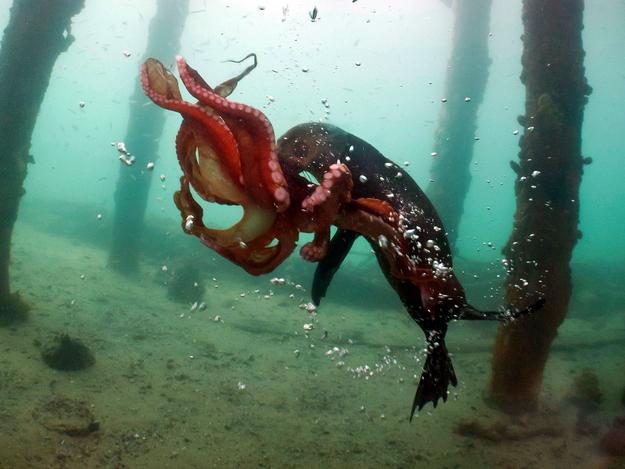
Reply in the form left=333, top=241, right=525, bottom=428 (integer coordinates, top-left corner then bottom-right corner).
left=159, top=174, right=166, bottom=181
left=531, top=170, right=541, bottom=177
left=79, top=101, right=85, bottom=108
left=237, top=381, right=246, bottom=391
left=267, top=95, right=275, bottom=102
left=348, top=145, right=354, bottom=153
left=359, top=175, right=368, bottom=183
left=161, top=265, right=168, bottom=272
left=431, top=151, right=438, bottom=157
left=299, top=302, right=317, bottom=313
left=513, top=129, right=519, bottom=135
left=355, top=61, right=362, bottom=67
left=464, top=96, right=471, bottom=102
left=309, top=6, right=318, bottom=21
left=123, top=50, right=132, bottom=58
left=119, top=155, right=135, bottom=166
left=270, top=277, right=286, bottom=285
left=96, top=213, right=103, bottom=220
left=301, top=67, right=309, bottom=73
left=258, top=5, right=265, bottom=10
left=146, top=162, right=155, bottom=170
left=303, top=323, right=314, bottom=332
left=378, top=235, right=388, bottom=248
left=441, top=98, right=448, bottom=103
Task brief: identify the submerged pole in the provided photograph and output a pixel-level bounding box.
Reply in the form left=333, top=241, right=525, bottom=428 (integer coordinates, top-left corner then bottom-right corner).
left=109, top=0, right=189, bottom=273
left=0, top=0, right=85, bottom=325
left=489, top=0, right=592, bottom=412
left=426, top=0, right=492, bottom=248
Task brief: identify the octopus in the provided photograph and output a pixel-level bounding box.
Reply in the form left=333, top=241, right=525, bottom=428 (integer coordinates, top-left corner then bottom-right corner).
left=140, top=54, right=544, bottom=420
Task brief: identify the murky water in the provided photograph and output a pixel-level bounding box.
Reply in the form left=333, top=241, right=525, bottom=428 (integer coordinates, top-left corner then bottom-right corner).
left=1, top=1, right=624, bottom=467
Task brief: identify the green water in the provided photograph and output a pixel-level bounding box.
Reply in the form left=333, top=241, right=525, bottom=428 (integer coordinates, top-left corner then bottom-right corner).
left=1, top=0, right=624, bottom=467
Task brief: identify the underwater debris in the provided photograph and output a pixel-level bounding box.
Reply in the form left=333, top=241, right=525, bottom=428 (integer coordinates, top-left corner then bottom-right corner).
left=41, top=333, right=95, bottom=371
left=599, top=417, right=625, bottom=457
left=164, top=262, right=206, bottom=304
left=454, top=419, right=563, bottom=442
left=567, top=368, right=602, bottom=411
left=35, top=395, right=100, bottom=437
left=567, top=369, right=602, bottom=435
left=0, top=292, right=29, bottom=327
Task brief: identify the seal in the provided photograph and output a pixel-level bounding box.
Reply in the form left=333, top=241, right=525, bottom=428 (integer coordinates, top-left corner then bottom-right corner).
left=277, top=122, right=545, bottom=420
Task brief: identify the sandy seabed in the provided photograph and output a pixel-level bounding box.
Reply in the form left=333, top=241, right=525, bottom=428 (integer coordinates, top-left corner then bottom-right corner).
left=1, top=204, right=624, bottom=469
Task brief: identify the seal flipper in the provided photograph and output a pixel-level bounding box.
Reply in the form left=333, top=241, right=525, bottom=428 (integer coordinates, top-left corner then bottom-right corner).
left=410, top=334, right=457, bottom=421
left=455, top=297, right=546, bottom=322
left=311, top=229, right=359, bottom=306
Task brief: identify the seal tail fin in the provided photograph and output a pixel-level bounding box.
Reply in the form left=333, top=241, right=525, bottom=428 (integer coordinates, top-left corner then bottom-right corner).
left=456, top=297, right=545, bottom=322
left=410, top=337, right=457, bottom=421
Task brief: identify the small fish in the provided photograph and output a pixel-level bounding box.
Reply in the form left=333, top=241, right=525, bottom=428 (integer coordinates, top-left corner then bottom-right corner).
left=309, top=6, right=318, bottom=21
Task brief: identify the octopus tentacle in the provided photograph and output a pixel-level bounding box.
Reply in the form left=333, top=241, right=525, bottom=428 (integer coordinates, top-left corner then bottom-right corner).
left=175, top=121, right=240, bottom=205
left=175, top=174, right=294, bottom=275
left=300, top=163, right=353, bottom=262
left=141, top=61, right=243, bottom=190
left=175, top=55, right=289, bottom=212
left=216, top=53, right=258, bottom=97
